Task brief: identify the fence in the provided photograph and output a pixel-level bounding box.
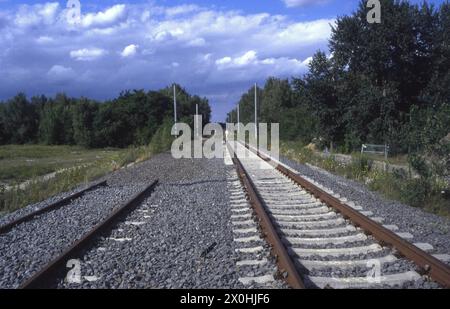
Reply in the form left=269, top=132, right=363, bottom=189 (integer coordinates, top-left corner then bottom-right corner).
left=361, top=144, right=389, bottom=160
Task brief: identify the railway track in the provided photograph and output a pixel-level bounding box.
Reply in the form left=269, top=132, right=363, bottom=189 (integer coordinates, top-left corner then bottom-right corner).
left=0, top=180, right=158, bottom=289
left=20, top=180, right=158, bottom=289
left=227, top=140, right=450, bottom=289
left=0, top=180, right=107, bottom=234
left=1, top=145, right=448, bottom=289
left=226, top=168, right=288, bottom=289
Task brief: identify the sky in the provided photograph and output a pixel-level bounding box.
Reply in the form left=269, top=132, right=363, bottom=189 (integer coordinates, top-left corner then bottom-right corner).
left=0, top=0, right=445, bottom=121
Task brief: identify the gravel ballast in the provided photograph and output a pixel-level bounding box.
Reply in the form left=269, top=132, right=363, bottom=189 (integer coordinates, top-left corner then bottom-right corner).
left=56, top=155, right=243, bottom=288
left=0, top=185, right=143, bottom=288
left=1, top=151, right=286, bottom=289
left=3, top=145, right=448, bottom=289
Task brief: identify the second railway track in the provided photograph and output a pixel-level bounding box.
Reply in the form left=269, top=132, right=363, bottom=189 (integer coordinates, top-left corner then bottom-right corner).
left=0, top=179, right=157, bottom=288
left=0, top=180, right=107, bottom=234
left=227, top=141, right=450, bottom=289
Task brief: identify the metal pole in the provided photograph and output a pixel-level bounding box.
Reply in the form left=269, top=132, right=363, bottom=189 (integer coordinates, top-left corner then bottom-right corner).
left=196, top=104, right=199, bottom=137
left=254, top=83, right=258, bottom=143
left=173, top=84, right=177, bottom=134
left=237, top=103, right=240, bottom=136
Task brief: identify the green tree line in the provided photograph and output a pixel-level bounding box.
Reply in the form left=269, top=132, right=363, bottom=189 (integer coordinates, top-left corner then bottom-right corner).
left=228, top=0, right=449, bottom=160
left=0, top=85, right=211, bottom=148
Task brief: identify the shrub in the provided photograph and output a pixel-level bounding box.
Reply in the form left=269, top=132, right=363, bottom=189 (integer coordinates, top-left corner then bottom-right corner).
left=347, top=155, right=373, bottom=179
left=400, top=178, right=432, bottom=208
left=149, top=118, right=174, bottom=154
left=321, top=155, right=339, bottom=172
left=409, top=155, right=432, bottom=179
left=0, top=184, right=5, bottom=212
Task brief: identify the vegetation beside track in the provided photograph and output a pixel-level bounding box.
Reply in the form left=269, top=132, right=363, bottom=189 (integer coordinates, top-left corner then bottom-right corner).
left=0, top=120, right=174, bottom=214
left=281, top=141, right=450, bottom=218
left=0, top=83, right=199, bottom=215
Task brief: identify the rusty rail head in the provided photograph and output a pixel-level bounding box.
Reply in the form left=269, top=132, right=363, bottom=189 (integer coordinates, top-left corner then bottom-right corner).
left=19, top=180, right=159, bottom=289
left=241, top=142, right=450, bottom=288
left=227, top=142, right=305, bottom=289
left=0, top=180, right=108, bottom=235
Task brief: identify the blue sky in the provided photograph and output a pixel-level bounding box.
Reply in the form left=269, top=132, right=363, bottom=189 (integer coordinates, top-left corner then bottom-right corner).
left=0, top=0, right=446, bottom=121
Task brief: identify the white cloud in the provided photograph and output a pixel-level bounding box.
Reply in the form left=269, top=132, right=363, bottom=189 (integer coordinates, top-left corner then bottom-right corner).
left=216, top=51, right=258, bottom=68
left=47, top=65, right=75, bottom=81
left=121, top=44, right=138, bottom=57
left=165, top=5, right=200, bottom=17
left=141, top=10, right=151, bottom=23
left=0, top=2, right=335, bottom=120
left=187, top=37, right=206, bottom=47
left=203, top=53, right=212, bottom=61
left=215, top=50, right=309, bottom=74
left=146, top=10, right=332, bottom=56
left=14, top=2, right=59, bottom=27
left=216, top=57, right=232, bottom=66
left=81, top=4, right=127, bottom=28
left=36, top=36, right=53, bottom=44
left=283, top=0, right=330, bottom=8
left=302, top=56, right=313, bottom=65
left=70, top=48, right=107, bottom=61
left=234, top=50, right=258, bottom=66
left=39, top=2, right=59, bottom=20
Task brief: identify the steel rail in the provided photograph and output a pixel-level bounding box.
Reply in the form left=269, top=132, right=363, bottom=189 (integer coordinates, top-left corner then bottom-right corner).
left=227, top=142, right=305, bottom=289
left=243, top=142, right=450, bottom=288
left=0, top=180, right=108, bottom=234
left=19, top=180, right=159, bottom=289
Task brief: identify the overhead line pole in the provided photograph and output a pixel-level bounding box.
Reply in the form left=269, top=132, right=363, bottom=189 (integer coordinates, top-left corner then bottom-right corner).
left=254, top=83, right=258, bottom=144
left=196, top=103, right=199, bottom=138
left=173, top=84, right=177, bottom=135
left=237, top=103, right=240, bottom=136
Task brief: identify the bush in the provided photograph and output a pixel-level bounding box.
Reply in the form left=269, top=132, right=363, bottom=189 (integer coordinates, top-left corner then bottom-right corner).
left=368, top=171, right=403, bottom=200
left=409, top=155, right=432, bottom=179
left=0, top=184, right=5, bottom=212
left=149, top=118, right=174, bottom=154
left=322, top=155, right=339, bottom=172
left=347, top=155, right=373, bottom=179
left=400, top=178, right=432, bottom=208
left=280, top=141, right=314, bottom=164
left=119, top=147, right=143, bottom=167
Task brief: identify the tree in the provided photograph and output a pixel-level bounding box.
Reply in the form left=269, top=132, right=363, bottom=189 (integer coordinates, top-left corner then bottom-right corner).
left=72, top=98, right=98, bottom=147
left=227, top=0, right=449, bottom=157
left=338, top=73, right=398, bottom=151
left=303, top=51, right=341, bottom=149
left=229, top=85, right=263, bottom=125
left=1, top=93, right=39, bottom=144
left=160, top=84, right=212, bottom=129
left=55, top=93, right=75, bottom=145
left=330, top=1, right=443, bottom=109
left=0, top=103, right=6, bottom=144
left=39, top=100, right=63, bottom=145
left=261, top=77, right=292, bottom=124
left=1, top=85, right=211, bottom=148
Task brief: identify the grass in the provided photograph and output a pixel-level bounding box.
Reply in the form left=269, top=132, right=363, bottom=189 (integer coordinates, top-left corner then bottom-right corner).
left=0, top=145, right=135, bottom=214
left=0, top=146, right=156, bottom=215
left=0, top=145, right=123, bottom=185
left=281, top=140, right=450, bottom=218
left=348, top=151, right=408, bottom=166
left=0, top=123, right=175, bottom=215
